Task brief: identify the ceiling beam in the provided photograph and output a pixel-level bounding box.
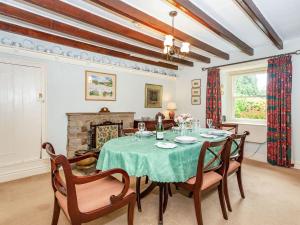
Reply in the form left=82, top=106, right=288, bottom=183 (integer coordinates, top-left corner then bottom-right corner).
left=23, top=0, right=210, bottom=63
left=165, top=0, right=254, bottom=56
left=0, top=3, right=193, bottom=67
left=0, top=21, right=178, bottom=70
left=235, top=0, right=283, bottom=49
left=89, top=0, right=229, bottom=60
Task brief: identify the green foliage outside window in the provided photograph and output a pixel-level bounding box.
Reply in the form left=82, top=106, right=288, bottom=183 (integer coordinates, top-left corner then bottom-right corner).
left=233, top=74, right=266, bottom=120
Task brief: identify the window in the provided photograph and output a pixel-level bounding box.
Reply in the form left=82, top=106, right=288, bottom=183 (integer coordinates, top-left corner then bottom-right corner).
left=231, top=71, right=267, bottom=121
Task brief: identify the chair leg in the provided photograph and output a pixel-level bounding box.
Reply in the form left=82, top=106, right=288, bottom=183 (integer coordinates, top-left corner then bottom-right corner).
left=145, top=176, right=149, bottom=184
left=193, top=191, right=203, bottom=225
left=168, top=183, right=172, bottom=197
left=237, top=167, right=245, bottom=198
left=135, top=177, right=142, bottom=212
left=188, top=191, right=194, bottom=198
left=218, top=182, right=228, bottom=220
left=223, top=175, right=232, bottom=212
left=51, top=197, right=60, bottom=225
left=127, top=197, right=135, bottom=225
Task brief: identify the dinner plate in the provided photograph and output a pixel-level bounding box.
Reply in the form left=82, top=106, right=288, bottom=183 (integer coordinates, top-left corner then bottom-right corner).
left=155, top=142, right=177, bottom=149
left=174, top=136, right=198, bottom=144
left=135, top=131, right=153, bottom=136
left=207, top=130, right=232, bottom=136
left=200, top=133, right=218, bottom=138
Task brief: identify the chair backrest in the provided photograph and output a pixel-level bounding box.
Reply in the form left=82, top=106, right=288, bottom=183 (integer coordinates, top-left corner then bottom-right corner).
left=219, top=123, right=239, bottom=134
left=42, top=142, right=80, bottom=219
left=194, top=138, right=232, bottom=188
left=122, top=128, right=139, bottom=136
left=164, top=123, right=174, bottom=130
left=89, top=121, right=123, bottom=149
left=230, top=131, right=250, bottom=162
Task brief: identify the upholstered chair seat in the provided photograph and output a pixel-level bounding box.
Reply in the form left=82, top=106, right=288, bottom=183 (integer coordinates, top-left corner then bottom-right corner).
left=186, top=171, right=222, bottom=190
left=56, top=176, right=135, bottom=217
left=228, top=161, right=241, bottom=174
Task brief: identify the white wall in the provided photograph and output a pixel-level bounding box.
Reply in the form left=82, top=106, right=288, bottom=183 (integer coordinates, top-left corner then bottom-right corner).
left=0, top=49, right=176, bottom=154
left=1, top=32, right=299, bottom=165
left=176, top=37, right=300, bottom=166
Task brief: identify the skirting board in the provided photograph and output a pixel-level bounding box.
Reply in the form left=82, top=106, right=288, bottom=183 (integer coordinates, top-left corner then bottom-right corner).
left=0, top=159, right=50, bottom=183
left=294, top=161, right=300, bottom=169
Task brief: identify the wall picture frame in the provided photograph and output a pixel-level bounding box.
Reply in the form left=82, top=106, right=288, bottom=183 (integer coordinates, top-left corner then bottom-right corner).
left=191, top=79, right=201, bottom=88
left=191, top=79, right=201, bottom=105
left=145, top=83, right=163, bottom=108
left=85, top=71, right=116, bottom=101
left=191, top=96, right=201, bottom=105
left=191, top=88, right=201, bottom=96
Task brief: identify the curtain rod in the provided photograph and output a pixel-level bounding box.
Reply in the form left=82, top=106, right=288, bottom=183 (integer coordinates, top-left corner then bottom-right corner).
left=202, top=50, right=300, bottom=71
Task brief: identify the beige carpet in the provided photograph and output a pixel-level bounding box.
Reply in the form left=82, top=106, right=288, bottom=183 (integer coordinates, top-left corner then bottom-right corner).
left=1, top=159, right=300, bottom=225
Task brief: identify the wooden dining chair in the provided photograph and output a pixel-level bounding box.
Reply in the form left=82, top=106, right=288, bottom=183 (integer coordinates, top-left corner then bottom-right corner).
left=176, top=138, right=232, bottom=225
left=42, top=142, right=136, bottom=225
left=223, top=131, right=250, bottom=212
left=218, top=123, right=239, bottom=134
left=122, top=128, right=139, bottom=136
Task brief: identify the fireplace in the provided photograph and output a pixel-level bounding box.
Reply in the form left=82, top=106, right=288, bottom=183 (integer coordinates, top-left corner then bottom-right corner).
left=66, top=112, right=135, bottom=157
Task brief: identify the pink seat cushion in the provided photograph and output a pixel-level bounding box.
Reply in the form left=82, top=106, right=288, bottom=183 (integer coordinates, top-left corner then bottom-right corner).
left=228, top=161, right=241, bottom=173
left=55, top=176, right=134, bottom=218
left=186, top=171, right=223, bottom=190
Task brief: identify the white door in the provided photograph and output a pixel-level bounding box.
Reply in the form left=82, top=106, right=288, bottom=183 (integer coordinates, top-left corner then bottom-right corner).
left=0, top=61, right=44, bottom=167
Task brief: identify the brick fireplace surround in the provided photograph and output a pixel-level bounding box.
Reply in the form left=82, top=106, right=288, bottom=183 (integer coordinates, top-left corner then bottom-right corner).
left=66, top=112, right=135, bottom=157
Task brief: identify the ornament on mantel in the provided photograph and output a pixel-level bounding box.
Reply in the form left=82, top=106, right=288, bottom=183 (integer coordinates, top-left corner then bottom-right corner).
left=99, top=107, right=110, bottom=113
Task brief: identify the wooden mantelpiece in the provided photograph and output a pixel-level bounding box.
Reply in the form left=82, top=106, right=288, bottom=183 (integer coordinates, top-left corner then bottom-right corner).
left=66, top=112, right=135, bottom=116
left=66, top=112, right=135, bottom=157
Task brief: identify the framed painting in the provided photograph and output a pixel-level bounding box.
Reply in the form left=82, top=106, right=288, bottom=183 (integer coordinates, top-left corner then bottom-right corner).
left=191, top=88, right=201, bottom=96
left=145, top=84, right=163, bottom=108
left=191, top=79, right=201, bottom=88
left=191, top=96, right=201, bottom=105
left=85, top=71, right=116, bottom=101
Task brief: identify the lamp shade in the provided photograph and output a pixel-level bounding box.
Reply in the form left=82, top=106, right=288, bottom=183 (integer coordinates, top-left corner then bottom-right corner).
left=167, top=102, right=177, bottom=110
left=180, top=42, right=190, bottom=53
left=164, top=35, right=173, bottom=47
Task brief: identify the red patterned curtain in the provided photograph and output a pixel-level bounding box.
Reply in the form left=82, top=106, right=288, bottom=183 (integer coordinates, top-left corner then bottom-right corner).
left=206, top=68, right=222, bottom=127
left=267, top=55, right=292, bottom=167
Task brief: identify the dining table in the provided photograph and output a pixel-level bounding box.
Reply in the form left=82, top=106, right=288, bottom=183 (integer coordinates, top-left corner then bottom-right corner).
left=96, top=128, right=231, bottom=225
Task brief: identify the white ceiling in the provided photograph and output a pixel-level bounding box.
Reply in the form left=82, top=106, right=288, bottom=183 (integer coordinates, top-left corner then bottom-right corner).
left=2, top=0, right=300, bottom=62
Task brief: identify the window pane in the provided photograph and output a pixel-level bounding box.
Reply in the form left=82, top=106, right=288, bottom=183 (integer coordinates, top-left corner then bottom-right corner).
left=233, top=73, right=266, bottom=97
left=234, top=97, right=266, bottom=120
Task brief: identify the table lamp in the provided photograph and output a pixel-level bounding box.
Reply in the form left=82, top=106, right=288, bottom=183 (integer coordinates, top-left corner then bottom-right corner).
left=167, top=102, right=177, bottom=120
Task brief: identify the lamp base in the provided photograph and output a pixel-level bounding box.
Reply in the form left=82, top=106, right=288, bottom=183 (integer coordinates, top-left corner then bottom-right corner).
left=169, top=111, right=175, bottom=120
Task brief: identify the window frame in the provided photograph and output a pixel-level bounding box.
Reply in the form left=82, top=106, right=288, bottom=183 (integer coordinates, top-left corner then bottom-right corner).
left=230, top=68, right=267, bottom=124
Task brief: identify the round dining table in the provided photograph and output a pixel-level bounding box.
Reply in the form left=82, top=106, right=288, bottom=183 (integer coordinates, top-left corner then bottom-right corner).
left=96, top=128, right=230, bottom=225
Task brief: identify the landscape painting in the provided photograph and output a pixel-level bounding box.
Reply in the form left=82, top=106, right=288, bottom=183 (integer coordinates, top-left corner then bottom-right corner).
left=85, top=71, right=116, bottom=101
left=145, top=84, right=163, bottom=108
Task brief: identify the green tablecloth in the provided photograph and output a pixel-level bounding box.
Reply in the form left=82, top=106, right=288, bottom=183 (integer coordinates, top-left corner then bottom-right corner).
left=96, top=129, right=228, bottom=183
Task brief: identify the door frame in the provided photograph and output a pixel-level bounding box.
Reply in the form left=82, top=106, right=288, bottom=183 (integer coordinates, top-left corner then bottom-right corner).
left=0, top=57, right=48, bottom=182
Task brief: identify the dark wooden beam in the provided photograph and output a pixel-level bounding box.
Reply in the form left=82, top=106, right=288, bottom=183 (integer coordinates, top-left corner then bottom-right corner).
left=23, top=0, right=210, bottom=63
left=166, top=0, right=254, bottom=55
left=235, top=0, right=283, bottom=49
left=89, top=0, right=229, bottom=60
left=0, top=3, right=193, bottom=67
left=0, top=21, right=178, bottom=70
